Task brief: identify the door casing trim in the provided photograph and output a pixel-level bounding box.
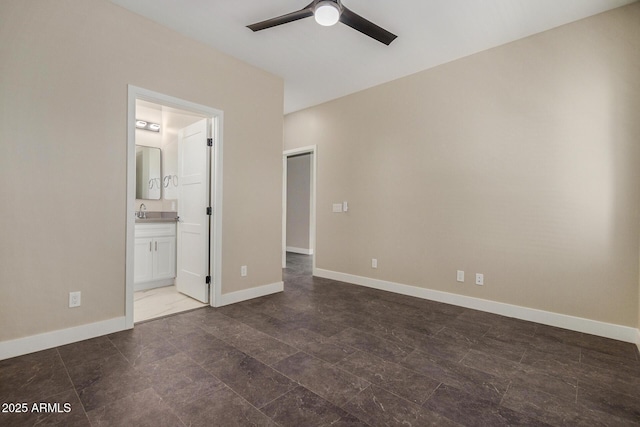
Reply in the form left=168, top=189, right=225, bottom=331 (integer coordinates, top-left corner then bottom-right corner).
left=126, top=85, right=224, bottom=328
left=282, top=145, right=317, bottom=271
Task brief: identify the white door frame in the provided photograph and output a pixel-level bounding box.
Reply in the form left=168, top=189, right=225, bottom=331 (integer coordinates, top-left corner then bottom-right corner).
left=282, top=145, right=317, bottom=271
left=126, top=85, right=224, bottom=328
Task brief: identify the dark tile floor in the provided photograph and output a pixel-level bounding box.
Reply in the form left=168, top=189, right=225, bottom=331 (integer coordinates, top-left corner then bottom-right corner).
left=2, top=253, right=639, bottom=426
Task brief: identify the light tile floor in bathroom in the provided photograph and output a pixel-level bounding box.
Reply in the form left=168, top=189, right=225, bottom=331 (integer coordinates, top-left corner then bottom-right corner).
left=134, top=285, right=207, bottom=322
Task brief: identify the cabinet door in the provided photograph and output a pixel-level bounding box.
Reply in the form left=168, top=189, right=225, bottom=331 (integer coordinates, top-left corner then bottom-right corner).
left=134, top=238, right=154, bottom=283
left=153, top=236, right=176, bottom=280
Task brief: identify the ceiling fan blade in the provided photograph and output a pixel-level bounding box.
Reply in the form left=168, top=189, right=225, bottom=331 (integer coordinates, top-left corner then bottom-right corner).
left=339, top=6, right=397, bottom=45
left=247, top=2, right=315, bottom=32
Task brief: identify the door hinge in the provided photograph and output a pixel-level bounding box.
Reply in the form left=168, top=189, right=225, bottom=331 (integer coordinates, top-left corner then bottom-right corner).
left=207, top=138, right=213, bottom=147
left=206, top=207, right=212, bottom=215
left=205, top=275, right=211, bottom=285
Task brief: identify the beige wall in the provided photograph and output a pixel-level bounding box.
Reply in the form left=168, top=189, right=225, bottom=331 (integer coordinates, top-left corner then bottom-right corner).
left=287, top=154, right=312, bottom=251
left=0, top=0, right=283, bottom=341
left=285, top=4, right=640, bottom=327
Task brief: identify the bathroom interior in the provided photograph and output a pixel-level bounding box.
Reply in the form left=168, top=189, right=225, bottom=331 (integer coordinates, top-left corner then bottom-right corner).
left=133, top=99, right=209, bottom=322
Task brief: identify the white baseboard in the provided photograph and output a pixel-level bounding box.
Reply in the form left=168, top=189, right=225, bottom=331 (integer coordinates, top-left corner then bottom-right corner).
left=636, top=329, right=640, bottom=354
left=314, top=268, right=639, bottom=344
left=218, top=281, right=284, bottom=307
left=0, top=317, right=127, bottom=361
left=1, top=280, right=285, bottom=360
left=286, top=246, right=313, bottom=255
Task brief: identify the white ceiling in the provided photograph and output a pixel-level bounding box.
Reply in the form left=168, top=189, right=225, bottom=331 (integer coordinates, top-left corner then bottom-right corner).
left=111, top=0, right=635, bottom=113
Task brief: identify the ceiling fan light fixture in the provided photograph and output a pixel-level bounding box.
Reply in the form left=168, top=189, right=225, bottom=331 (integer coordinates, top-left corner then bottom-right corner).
left=247, top=0, right=396, bottom=45
left=314, top=1, right=340, bottom=26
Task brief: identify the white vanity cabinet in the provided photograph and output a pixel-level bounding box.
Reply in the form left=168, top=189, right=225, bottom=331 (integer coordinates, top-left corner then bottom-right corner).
left=134, top=223, right=176, bottom=290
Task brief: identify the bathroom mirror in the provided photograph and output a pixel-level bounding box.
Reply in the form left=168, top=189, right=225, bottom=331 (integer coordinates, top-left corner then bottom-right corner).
left=135, top=145, right=161, bottom=200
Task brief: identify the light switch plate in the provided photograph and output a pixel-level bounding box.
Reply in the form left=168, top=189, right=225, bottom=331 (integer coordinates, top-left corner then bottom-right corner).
left=332, top=203, right=343, bottom=213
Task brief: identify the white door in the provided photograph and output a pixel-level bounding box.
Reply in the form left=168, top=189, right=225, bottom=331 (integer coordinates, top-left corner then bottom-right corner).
left=176, top=118, right=210, bottom=303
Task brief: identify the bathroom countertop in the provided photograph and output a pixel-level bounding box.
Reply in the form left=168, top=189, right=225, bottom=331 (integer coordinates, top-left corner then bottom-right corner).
left=135, top=211, right=178, bottom=223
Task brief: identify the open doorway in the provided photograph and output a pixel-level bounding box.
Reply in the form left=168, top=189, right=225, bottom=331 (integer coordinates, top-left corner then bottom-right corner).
left=283, top=146, right=317, bottom=274
left=126, top=86, right=224, bottom=328
left=132, top=100, right=207, bottom=322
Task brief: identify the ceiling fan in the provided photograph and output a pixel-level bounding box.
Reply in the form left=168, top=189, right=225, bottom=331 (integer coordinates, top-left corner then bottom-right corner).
left=247, top=0, right=397, bottom=46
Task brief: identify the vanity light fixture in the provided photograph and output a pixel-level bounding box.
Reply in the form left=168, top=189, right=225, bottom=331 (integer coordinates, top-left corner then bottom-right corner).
left=135, top=119, right=161, bottom=132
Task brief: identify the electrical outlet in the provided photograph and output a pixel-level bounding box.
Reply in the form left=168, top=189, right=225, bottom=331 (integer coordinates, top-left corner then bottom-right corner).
left=475, top=273, right=484, bottom=286
left=371, top=258, right=378, bottom=269
left=241, top=265, right=247, bottom=277
left=456, top=270, right=464, bottom=282
left=69, top=291, right=81, bottom=308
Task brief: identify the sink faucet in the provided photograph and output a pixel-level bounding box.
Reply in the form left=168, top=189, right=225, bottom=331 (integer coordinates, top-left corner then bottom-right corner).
left=138, top=203, right=147, bottom=219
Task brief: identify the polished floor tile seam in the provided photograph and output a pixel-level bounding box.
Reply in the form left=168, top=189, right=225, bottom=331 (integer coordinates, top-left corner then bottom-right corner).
left=281, top=255, right=640, bottom=423
left=57, top=330, right=191, bottom=425
left=269, top=348, right=442, bottom=415
left=53, top=347, right=92, bottom=425
left=190, top=344, right=372, bottom=425
left=101, top=333, right=227, bottom=427
left=215, top=288, right=632, bottom=412
left=128, top=315, right=310, bottom=421
left=219, top=299, right=550, bottom=409
left=3, top=252, right=639, bottom=426
left=259, top=338, right=504, bottom=423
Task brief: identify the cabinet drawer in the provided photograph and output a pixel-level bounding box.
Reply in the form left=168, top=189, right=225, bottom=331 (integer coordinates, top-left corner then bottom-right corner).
left=135, top=223, right=176, bottom=238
